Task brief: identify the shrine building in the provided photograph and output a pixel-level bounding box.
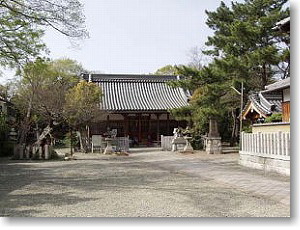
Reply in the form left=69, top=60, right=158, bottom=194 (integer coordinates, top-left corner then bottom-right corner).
left=82, top=73, right=190, bottom=146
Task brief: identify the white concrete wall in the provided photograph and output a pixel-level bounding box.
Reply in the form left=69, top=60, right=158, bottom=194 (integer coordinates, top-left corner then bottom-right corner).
left=239, top=131, right=290, bottom=176
left=239, top=152, right=290, bottom=176
left=252, top=123, right=290, bottom=133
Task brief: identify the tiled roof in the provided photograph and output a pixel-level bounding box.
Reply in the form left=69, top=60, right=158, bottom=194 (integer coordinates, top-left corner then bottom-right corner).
left=82, top=74, right=189, bottom=112
left=264, top=77, right=290, bottom=92
left=242, top=91, right=282, bottom=119
left=276, top=17, right=290, bottom=28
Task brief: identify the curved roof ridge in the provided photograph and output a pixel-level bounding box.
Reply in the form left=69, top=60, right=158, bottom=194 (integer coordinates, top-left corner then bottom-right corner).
left=81, top=73, right=178, bottom=82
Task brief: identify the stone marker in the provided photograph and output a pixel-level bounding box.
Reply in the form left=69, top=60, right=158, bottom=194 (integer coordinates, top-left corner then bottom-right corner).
left=25, top=146, right=30, bottom=159
left=206, top=119, right=222, bottom=154
left=44, top=144, right=49, bottom=160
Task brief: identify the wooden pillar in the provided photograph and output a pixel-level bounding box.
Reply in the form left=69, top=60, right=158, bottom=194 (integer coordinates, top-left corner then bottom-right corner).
left=106, top=115, right=110, bottom=130
left=148, top=114, right=151, bottom=143
left=167, top=113, right=170, bottom=135
left=138, top=114, right=142, bottom=143
left=123, top=114, right=129, bottom=136
left=149, top=114, right=152, bottom=134
left=156, top=114, right=160, bottom=142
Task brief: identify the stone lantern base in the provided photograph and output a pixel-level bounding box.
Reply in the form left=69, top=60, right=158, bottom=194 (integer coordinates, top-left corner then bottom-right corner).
left=205, top=137, right=222, bottom=154
left=104, top=138, right=114, bottom=155
left=182, top=136, right=194, bottom=153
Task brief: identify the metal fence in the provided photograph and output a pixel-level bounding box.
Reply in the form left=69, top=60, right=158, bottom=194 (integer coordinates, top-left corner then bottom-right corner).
left=113, top=137, right=130, bottom=152
left=161, top=135, right=174, bottom=151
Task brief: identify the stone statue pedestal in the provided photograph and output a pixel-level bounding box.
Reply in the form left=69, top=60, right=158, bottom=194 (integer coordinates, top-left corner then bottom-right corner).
left=104, top=138, right=114, bottom=155
left=171, top=137, right=186, bottom=152
left=205, top=137, right=222, bottom=154
left=182, top=136, right=194, bottom=153
left=205, top=119, right=222, bottom=154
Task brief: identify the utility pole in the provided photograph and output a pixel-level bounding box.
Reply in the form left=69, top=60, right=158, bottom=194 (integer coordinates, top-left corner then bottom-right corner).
left=240, top=81, right=244, bottom=133
left=230, top=82, right=244, bottom=133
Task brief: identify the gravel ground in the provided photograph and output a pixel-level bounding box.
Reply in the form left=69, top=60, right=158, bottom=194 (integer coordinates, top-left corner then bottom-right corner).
left=0, top=148, right=290, bottom=217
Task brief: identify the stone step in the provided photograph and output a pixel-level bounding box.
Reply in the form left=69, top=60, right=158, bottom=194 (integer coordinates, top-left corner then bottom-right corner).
left=222, top=147, right=239, bottom=154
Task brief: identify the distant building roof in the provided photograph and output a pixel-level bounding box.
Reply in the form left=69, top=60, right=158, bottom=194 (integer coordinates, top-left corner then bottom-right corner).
left=264, top=77, right=290, bottom=92
left=82, top=74, right=190, bottom=112
left=242, top=91, right=282, bottom=119
left=275, top=16, right=290, bottom=32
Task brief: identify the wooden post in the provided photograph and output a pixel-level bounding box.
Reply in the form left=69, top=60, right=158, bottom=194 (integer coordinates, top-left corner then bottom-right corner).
left=167, top=113, right=170, bottom=135
left=277, top=131, right=282, bottom=155
left=254, top=133, right=257, bottom=153
left=258, top=132, right=261, bottom=154
left=281, top=132, right=285, bottom=156
left=240, top=132, right=243, bottom=151
left=138, top=114, right=142, bottom=143
left=106, top=115, right=110, bottom=130
left=123, top=114, right=129, bottom=136
left=262, top=132, right=265, bottom=154
left=25, top=146, right=30, bottom=159
left=156, top=114, right=160, bottom=142
left=285, top=133, right=290, bottom=156
left=287, top=133, right=290, bottom=155
left=19, top=144, right=25, bottom=159
left=149, top=114, right=152, bottom=140
left=38, top=146, right=43, bottom=159
left=44, top=144, right=49, bottom=159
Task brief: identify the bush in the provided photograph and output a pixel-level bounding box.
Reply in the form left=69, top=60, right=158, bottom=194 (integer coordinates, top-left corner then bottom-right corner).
left=265, top=113, right=282, bottom=123
left=189, top=129, right=204, bottom=150
left=0, top=141, right=14, bottom=157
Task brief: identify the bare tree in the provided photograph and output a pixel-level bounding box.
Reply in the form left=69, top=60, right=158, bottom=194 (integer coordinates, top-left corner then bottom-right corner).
left=187, top=46, right=212, bottom=70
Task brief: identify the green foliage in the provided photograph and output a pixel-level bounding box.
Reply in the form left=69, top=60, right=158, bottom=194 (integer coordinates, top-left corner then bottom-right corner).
left=169, top=106, right=192, bottom=122
left=11, top=58, right=88, bottom=145
left=155, top=65, right=178, bottom=75
left=242, top=120, right=253, bottom=133
left=169, top=0, right=289, bottom=145
left=204, top=0, right=289, bottom=89
left=0, top=141, right=14, bottom=157
left=62, top=132, right=78, bottom=148
left=0, top=114, right=12, bottom=157
left=12, top=58, right=83, bottom=123
left=0, top=0, right=88, bottom=67
left=189, top=132, right=204, bottom=150
left=64, top=81, right=102, bottom=128
left=0, top=114, right=8, bottom=136
left=265, top=113, right=282, bottom=123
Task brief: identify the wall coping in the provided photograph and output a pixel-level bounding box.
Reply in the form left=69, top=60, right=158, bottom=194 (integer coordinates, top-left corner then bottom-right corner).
left=253, top=122, right=290, bottom=127
left=239, top=151, right=290, bottom=161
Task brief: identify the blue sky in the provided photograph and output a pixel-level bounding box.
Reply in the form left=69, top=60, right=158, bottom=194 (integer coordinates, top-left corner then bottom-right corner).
left=0, top=0, right=293, bottom=82
left=43, top=0, right=227, bottom=74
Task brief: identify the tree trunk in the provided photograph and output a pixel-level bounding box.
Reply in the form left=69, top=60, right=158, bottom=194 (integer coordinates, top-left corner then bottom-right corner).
left=70, top=128, right=74, bottom=156
left=76, top=131, right=83, bottom=151
left=18, top=97, right=33, bottom=145
left=79, top=128, right=89, bottom=153
left=34, top=125, right=52, bottom=146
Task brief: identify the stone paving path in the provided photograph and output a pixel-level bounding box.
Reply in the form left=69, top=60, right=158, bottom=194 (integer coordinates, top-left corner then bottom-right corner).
left=143, top=150, right=290, bottom=207
left=0, top=148, right=290, bottom=217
